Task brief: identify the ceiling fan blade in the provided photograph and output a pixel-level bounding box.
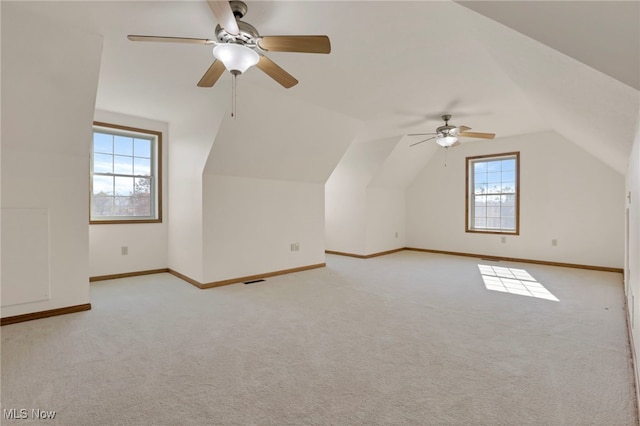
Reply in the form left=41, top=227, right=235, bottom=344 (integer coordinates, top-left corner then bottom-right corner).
left=458, top=125, right=471, bottom=132
left=128, top=35, right=216, bottom=44
left=410, top=136, right=436, bottom=147
left=197, top=60, right=226, bottom=87
left=459, top=131, right=496, bottom=139
left=256, top=55, right=298, bottom=88
left=207, top=0, right=240, bottom=35
left=451, top=141, right=461, bottom=148
left=258, top=36, right=331, bottom=54
left=408, top=133, right=437, bottom=136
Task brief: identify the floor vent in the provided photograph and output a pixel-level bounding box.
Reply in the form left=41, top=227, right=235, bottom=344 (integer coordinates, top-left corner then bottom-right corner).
left=244, top=279, right=265, bottom=285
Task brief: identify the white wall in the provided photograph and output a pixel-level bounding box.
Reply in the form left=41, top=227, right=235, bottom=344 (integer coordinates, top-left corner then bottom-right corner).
left=89, top=110, right=169, bottom=277
left=201, top=83, right=361, bottom=281
left=202, top=175, right=325, bottom=283
left=167, top=90, right=229, bottom=283
left=325, top=181, right=367, bottom=255
left=365, top=188, right=406, bottom=254
left=167, top=142, right=205, bottom=282
left=407, top=131, right=625, bottom=268
left=325, top=137, right=407, bottom=256
left=1, top=4, right=102, bottom=316
left=625, top=113, right=640, bottom=392
left=325, top=182, right=407, bottom=256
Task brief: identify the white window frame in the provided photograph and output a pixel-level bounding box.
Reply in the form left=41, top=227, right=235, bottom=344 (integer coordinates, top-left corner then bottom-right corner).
left=90, top=122, right=162, bottom=224
left=466, top=152, right=519, bottom=235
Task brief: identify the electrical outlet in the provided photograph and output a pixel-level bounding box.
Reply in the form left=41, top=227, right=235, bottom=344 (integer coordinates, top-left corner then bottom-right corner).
left=552, top=239, right=558, bottom=247
left=295, top=242, right=300, bottom=252
left=121, top=246, right=128, bottom=255
left=501, top=236, right=506, bottom=243
left=395, top=232, right=398, bottom=238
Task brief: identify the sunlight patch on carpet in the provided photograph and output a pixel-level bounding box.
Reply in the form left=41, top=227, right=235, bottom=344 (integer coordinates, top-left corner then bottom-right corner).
left=478, top=264, right=559, bottom=301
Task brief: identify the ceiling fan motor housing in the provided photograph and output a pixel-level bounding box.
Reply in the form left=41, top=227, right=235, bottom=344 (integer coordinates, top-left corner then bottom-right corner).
left=436, top=115, right=458, bottom=136
left=407, top=114, right=495, bottom=147
left=436, top=124, right=458, bottom=136
left=215, top=1, right=259, bottom=46
left=215, top=20, right=259, bottom=46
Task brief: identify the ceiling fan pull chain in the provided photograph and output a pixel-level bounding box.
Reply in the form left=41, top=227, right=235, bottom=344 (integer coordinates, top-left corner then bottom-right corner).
left=231, top=72, right=237, bottom=119
left=444, top=147, right=448, bottom=167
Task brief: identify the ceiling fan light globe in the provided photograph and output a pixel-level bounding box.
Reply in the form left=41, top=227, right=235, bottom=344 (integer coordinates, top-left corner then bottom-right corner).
left=436, top=135, right=458, bottom=147
left=213, top=44, right=259, bottom=74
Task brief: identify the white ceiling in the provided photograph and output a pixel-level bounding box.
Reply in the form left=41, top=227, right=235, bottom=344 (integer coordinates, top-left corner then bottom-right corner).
left=457, top=1, right=640, bottom=91
left=6, top=1, right=639, bottom=176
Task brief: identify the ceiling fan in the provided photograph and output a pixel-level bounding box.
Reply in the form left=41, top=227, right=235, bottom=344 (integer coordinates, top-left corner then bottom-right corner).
left=408, top=114, right=496, bottom=148
left=127, top=0, right=331, bottom=89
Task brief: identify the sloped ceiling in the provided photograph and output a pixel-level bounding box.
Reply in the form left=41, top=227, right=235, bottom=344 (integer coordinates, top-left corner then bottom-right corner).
left=5, top=1, right=639, bottom=178
left=457, top=1, right=640, bottom=91
left=328, top=137, right=403, bottom=189
left=204, top=83, right=362, bottom=183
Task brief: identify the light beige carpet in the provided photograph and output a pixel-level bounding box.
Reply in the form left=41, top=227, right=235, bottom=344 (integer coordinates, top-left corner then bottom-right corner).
left=1, top=251, right=637, bottom=425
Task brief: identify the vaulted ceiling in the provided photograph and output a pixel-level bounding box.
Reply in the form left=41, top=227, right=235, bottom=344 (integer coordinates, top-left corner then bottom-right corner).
left=7, top=1, right=639, bottom=178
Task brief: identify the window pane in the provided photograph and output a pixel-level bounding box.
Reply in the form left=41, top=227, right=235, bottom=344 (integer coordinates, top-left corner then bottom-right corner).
left=134, top=177, right=151, bottom=195
left=487, top=183, right=502, bottom=194
left=487, top=172, right=501, bottom=183
left=475, top=218, right=486, bottom=228
left=474, top=206, right=486, bottom=218
left=501, top=216, right=515, bottom=230
left=487, top=206, right=500, bottom=217
left=487, top=217, right=501, bottom=229
left=133, top=189, right=151, bottom=216
left=92, top=196, right=114, bottom=216
left=502, top=182, right=516, bottom=193
left=501, top=170, right=515, bottom=182
left=93, top=175, right=113, bottom=196
left=474, top=173, right=488, bottom=184
left=114, top=155, right=133, bottom=175
left=93, top=153, right=113, bottom=174
left=114, top=136, right=133, bottom=156
left=115, top=176, right=134, bottom=196
left=474, top=184, right=487, bottom=194
left=487, top=160, right=502, bottom=172
left=501, top=206, right=515, bottom=217
left=487, top=195, right=501, bottom=204
left=501, top=159, right=516, bottom=171
left=133, top=178, right=152, bottom=216
left=134, top=139, right=151, bottom=158
left=134, top=157, right=151, bottom=176
left=474, top=162, right=487, bottom=173
left=94, top=133, right=113, bottom=154
left=114, top=196, right=133, bottom=216
left=502, top=194, right=516, bottom=206
left=134, top=198, right=151, bottom=216
left=474, top=195, right=487, bottom=206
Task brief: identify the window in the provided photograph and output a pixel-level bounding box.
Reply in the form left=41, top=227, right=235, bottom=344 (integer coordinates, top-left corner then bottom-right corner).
left=90, top=122, right=162, bottom=224
left=466, top=152, right=519, bottom=234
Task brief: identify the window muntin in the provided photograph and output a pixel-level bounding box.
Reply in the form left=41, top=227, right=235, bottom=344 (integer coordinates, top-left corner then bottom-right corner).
left=466, top=152, right=519, bottom=234
left=90, top=122, right=162, bottom=224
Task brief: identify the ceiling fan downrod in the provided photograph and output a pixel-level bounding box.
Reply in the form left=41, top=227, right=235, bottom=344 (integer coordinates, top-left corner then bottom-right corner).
left=230, top=1, right=248, bottom=19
